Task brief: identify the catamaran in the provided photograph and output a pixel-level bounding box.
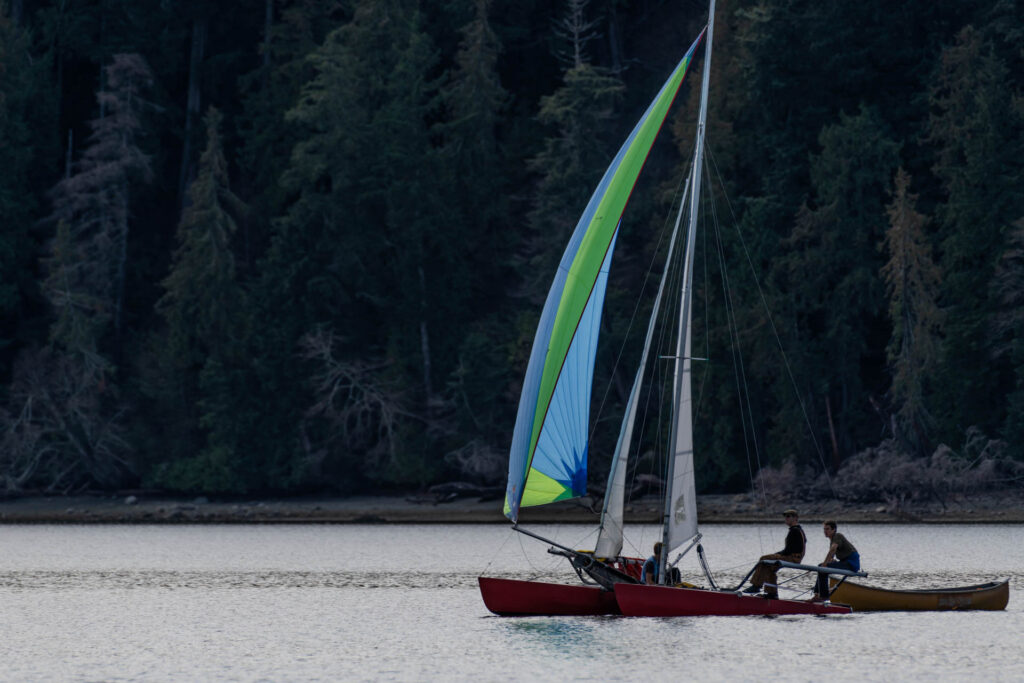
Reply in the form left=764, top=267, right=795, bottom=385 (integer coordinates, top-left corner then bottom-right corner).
left=479, top=0, right=866, bottom=617
left=477, top=25, right=706, bottom=619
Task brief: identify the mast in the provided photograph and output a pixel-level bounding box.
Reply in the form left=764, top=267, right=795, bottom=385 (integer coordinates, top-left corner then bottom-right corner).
left=660, top=0, right=714, bottom=584
left=595, top=181, right=690, bottom=558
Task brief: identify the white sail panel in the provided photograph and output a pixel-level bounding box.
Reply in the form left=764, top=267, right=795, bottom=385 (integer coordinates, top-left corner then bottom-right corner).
left=666, top=305, right=698, bottom=551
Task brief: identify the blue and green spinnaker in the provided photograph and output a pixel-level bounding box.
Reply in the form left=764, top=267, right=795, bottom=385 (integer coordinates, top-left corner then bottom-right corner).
left=505, top=31, right=705, bottom=522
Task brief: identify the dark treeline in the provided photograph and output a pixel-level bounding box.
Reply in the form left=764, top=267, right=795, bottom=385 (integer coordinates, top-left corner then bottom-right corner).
left=1, top=0, right=1022, bottom=499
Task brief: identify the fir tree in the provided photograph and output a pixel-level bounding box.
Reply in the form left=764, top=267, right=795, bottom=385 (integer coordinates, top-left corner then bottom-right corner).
left=525, top=3, right=624, bottom=302
left=775, top=105, right=899, bottom=468
left=991, top=219, right=1024, bottom=456
left=147, top=108, right=246, bottom=490
left=928, top=26, right=1024, bottom=438
left=0, top=54, right=156, bottom=493
left=45, top=53, right=154, bottom=358
left=236, top=0, right=349, bottom=258
left=0, top=12, right=34, bottom=361
left=203, top=0, right=452, bottom=491
left=158, top=108, right=241, bottom=368
left=881, top=168, right=941, bottom=454
left=439, top=0, right=516, bottom=461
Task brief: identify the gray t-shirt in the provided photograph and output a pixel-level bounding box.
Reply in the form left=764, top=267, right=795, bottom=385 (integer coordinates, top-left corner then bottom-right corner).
left=832, top=532, right=857, bottom=560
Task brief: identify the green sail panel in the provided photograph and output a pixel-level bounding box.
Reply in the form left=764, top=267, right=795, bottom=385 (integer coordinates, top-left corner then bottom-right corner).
left=505, top=31, right=705, bottom=522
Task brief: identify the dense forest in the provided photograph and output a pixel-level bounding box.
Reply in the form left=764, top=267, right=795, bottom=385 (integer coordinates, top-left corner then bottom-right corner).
left=0, top=0, right=1022, bottom=501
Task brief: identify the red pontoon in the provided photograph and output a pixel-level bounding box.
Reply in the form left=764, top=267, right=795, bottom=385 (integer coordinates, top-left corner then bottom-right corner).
left=479, top=577, right=620, bottom=616
left=613, top=583, right=852, bottom=616
left=479, top=554, right=644, bottom=616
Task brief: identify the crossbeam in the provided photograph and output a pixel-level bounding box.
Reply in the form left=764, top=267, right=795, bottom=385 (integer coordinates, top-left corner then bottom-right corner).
left=763, top=559, right=868, bottom=578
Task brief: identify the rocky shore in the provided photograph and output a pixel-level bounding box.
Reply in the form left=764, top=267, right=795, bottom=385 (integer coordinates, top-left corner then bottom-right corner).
left=0, top=489, right=1022, bottom=524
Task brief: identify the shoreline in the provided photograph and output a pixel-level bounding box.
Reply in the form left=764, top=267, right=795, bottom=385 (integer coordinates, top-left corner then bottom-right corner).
left=1, top=491, right=1022, bottom=524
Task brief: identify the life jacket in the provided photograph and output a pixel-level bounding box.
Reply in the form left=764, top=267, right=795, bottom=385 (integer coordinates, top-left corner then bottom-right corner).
left=640, top=555, right=658, bottom=583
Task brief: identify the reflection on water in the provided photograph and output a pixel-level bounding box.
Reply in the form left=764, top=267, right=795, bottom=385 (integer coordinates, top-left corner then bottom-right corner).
left=0, top=523, right=1020, bottom=682
left=501, top=619, right=599, bottom=654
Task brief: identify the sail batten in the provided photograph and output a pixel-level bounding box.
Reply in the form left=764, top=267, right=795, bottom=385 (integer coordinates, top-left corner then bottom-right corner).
left=505, top=33, right=705, bottom=522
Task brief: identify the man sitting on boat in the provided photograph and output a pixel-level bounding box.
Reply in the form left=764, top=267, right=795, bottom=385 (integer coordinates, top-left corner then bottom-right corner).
left=744, top=509, right=806, bottom=599
left=641, top=542, right=663, bottom=584
left=813, top=520, right=860, bottom=601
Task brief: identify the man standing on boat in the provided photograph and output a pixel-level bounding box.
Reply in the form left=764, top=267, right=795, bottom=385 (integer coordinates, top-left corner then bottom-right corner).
left=813, top=520, right=860, bottom=601
left=744, top=509, right=806, bottom=599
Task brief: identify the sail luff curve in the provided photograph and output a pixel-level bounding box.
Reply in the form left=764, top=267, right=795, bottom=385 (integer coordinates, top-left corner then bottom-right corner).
left=505, top=32, right=706, bottom=522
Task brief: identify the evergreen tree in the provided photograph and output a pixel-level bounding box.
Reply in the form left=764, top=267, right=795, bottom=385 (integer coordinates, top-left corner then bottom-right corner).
left=146, top=108, right=245, bottom=490
left=202, top=0, right=452, bottom=491
left=525, top=11, right=624, bottom=301
left=0, top=54, right=157, bottom=493
left=46, top=53, right=155, bottom=358
left=441, top=0, right=507, bottom=230
left=158, top=108, right=242, bottom=375
left=928, top=26, right=1024, bottom=438
left=992, top=219, right=1024, bottom=457
left=3, top=0, right=1024, bottom=496
left=236, top=0, right=348, bottom=253
left=773, top=105, right=899, bottom=469
left=0, top=9, right=44, bottom=375
left=438, top=0, right=516, bottom=465
left=881, top=168, right=941, bottom=453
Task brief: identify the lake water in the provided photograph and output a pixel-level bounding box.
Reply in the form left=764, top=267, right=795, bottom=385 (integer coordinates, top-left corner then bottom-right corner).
left=0, top=523, right=1020, bottom=682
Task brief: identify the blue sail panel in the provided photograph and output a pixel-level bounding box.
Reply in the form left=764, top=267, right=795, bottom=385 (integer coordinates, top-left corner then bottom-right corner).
left=526, top=230, right=619, bottom=507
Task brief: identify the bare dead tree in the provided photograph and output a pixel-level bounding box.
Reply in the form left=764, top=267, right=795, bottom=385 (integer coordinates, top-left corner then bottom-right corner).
left=46, top=53, right=155, bottom=357
left=0, top=347, right=132, bottom=494
left=444, top=439, right=506, bottom=484
left=10, top=52, right=153, bottom=494
left=553, top=0, right=602, bottom=68
left=299, top=328, right=452, bottom=477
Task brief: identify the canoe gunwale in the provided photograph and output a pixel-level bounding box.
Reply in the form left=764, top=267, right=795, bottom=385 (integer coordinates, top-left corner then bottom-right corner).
left=843, top=580, right=1006, bottom=595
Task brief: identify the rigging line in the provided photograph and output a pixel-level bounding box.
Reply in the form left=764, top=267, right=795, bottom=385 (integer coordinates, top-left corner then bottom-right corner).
left=712, top=561, right=759, bottom=573
left=587, top=153, right=696, bottom=450
left=704, top=152, right=764, bottom=502
left=481, top=525, right=518, bottom=575
left=629, top=193, right=688, bottom=513
left=705, top=144, right=836, bottom=497
left=658, top=205, right=689, bottom=490
left=704, top=155, right=771, bottom=555
left=693, top=150, right=713, bottom=422
left=706, top=158, right=759, bottom=502
left=776, top=570, right=812, bottom=586
left=636, top=221, right=679, bottom=515
left=514, top=525, right=544, bottom=575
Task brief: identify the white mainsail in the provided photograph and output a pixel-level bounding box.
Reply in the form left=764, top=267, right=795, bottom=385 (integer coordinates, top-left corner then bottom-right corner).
left=666, top=294, right=699, bottom=552
left=594, top=182, right=691, bottom=559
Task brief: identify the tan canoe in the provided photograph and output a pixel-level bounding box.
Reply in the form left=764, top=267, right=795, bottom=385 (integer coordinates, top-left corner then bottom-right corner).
left=828, top=578, right=1009, bottom=612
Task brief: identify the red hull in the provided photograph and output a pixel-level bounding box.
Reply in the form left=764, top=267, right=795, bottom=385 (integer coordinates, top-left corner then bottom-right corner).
left=614, top=583, right=852, bottom=616
left=479, top=576, right=620, bottom=616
